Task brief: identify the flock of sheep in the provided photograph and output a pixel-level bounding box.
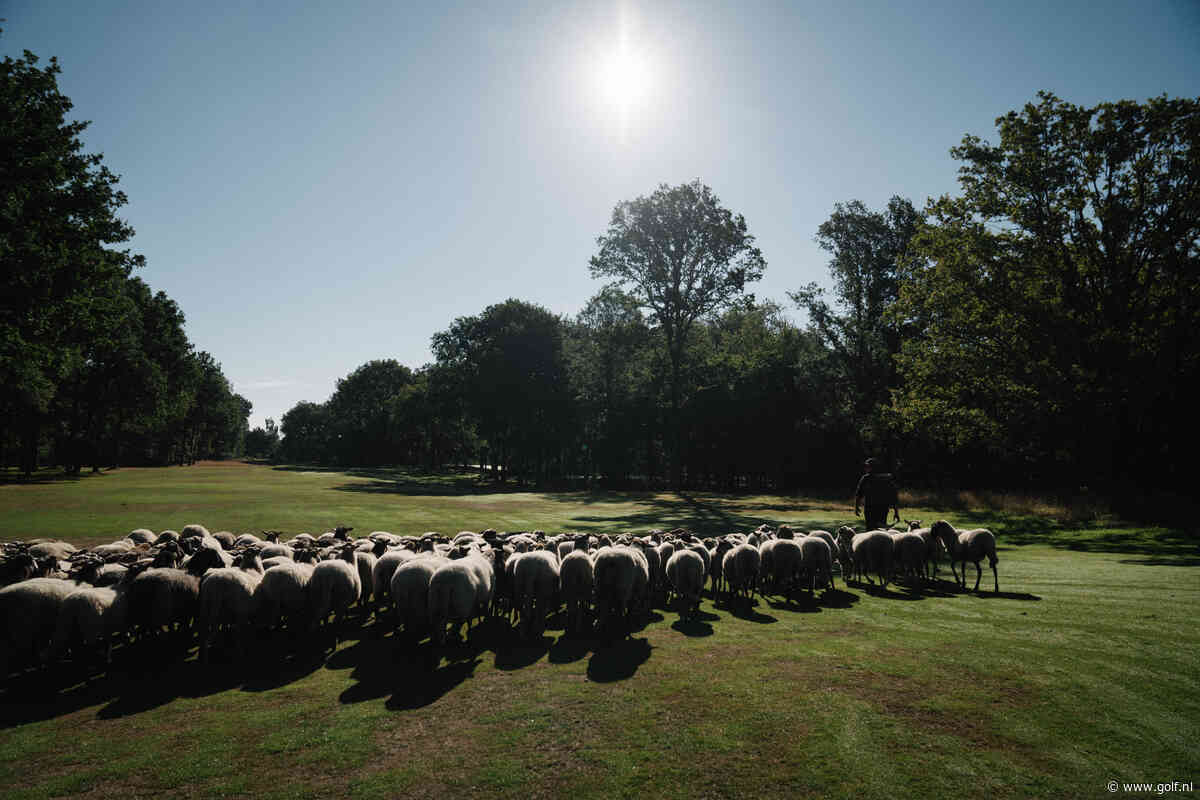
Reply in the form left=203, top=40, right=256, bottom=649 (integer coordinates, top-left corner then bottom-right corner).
left=0, top=520, right=999, bottom=676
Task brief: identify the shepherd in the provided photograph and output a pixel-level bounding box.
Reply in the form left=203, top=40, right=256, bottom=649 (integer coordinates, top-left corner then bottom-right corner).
left=854, top=457, right=900, bottom=531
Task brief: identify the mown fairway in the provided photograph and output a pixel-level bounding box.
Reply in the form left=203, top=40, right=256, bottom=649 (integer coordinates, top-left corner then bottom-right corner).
left=1, top=462, right=1197, bottom=799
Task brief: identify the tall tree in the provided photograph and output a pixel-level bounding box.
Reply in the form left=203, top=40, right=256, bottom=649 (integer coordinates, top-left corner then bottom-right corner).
left=790, top=196, right=920, bottom=457
left=432, top=299, right=572, bottom=484
left=1, top=50, right=144, bottom=474
left=891, top=92, right=1200, bottom=490
left=589, top=180, right=766, bottom=486
left=326, top=359, right=414, bottom=465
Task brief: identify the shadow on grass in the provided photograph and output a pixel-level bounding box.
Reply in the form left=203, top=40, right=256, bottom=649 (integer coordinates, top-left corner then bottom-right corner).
left=670, top=618, right=715, bottom=636
left=548, top=634, right=593, bottom=664
left=586, top=637, right=652, bottom=682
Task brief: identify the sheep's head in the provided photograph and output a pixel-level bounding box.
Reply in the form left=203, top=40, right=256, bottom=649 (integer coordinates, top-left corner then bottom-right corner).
left=334, top=526, right=354, bottom=541
left=905, top=519, right=922, bottom=531
left=777, top=525, right=794, bottom=540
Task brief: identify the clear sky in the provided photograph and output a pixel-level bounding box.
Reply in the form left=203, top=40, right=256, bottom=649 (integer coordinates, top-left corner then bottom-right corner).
left=4, top=1, right=1198, bottom=428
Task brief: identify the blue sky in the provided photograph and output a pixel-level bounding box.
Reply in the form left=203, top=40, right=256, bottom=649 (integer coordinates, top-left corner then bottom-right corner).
left=4, top=1, right=1198, bottom=427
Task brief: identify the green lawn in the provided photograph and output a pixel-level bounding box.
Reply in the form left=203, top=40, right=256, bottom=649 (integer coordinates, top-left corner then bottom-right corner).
left=1, top=462, right=1196, bottom=799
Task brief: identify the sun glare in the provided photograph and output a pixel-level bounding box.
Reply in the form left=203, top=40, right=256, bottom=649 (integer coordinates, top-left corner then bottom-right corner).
left=599, top=44, right=650, bottom=110
left=592, top=7, right=656, bottom=140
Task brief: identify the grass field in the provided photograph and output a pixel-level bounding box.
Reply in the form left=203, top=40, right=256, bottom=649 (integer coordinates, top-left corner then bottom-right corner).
left=1, top=461, right=1197, bottom=799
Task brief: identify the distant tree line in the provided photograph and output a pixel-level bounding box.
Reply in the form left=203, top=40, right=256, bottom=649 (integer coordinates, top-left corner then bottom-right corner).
left=277, top=94, right=1199, bottom=500
left=1, top=50, right=250, bottom=475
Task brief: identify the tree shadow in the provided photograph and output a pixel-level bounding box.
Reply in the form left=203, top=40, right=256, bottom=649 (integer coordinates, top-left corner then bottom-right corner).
left=586, top=637, right=652, bottom=682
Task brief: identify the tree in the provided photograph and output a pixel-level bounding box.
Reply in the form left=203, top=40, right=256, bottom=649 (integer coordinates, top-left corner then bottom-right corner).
left=1, top=50, right=144, bottom=474
left=245, top=418, right=280, bottom=460
left=790, top=196, right=920, bottom=457
left=891, top=91, right=1200, bottom=491
left=326, top=359, right=414, bottom=465
left=589, top=180, right=766, bottom=486
left=432, top=299, right=572, bottom=484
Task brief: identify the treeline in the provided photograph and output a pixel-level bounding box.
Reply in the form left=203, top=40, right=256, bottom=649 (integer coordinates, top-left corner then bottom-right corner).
left=270, top=92, right=1199, bottom=498
left=1, top=51, right=250, bottom=475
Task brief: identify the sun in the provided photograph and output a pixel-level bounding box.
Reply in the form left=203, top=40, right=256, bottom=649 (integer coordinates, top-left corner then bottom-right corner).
left=598, top=44, right=650, bottom=111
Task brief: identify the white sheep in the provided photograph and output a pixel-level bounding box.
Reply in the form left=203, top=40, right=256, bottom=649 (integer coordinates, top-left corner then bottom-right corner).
left=307, top=544, right=362, bottom=644
left=197, top=551, right=265, bottom=662
left=371, top=546, right=420, bottom=613
left=890, top=531, right=928, bottom=583
left=427, top=546, right=494, bottom=645
left=847, top=529, right=894, bottom=587
left=253, top=556, right=316, bottom=634
left=758, top=538, right=802, bottom=596
left=389, top=555, right=445, bottom=637
left=513, top=549, right=560, bottom=640
left=721, top=543, right=761, bottom=607
left=929, top=521, right=999, bottom=593
left=592, top=546, right=649, bottom=637
left=47, top=564, right=145, bottom=666
left=559, top=549, right=594, bottom=635
left=0, top=576, right=81, bottom=672
left=665, top=548, right=704, bottom=620
left=798, top=535, right=834, bottom=593
left=127, top=529, right=156, bottom=545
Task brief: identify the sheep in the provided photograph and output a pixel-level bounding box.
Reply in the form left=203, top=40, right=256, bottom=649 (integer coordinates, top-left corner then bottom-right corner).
left=0, top=576, right=81, bottom=673
left=847, top=529, right=894, bottom=588
left=353, top=539, right=389, bottom=612
left=759, top=538, right=803, bottom=596
left=127, top=529, right=156, bottom=545
left=512, top=549, right=560, bottom=640
left=721, top=543, right=761, bottom=607
left=709, top=539, right=734, bottom=599
left=427, top=546, right=494, bottom=645
left=28, top=540, right=78, bottom=562
left=180, top=524, right=211, bottom=541
left=47, top=563, right=147, bottom=666
left=806, top=530, right=837, bottom=554
left=797, top=535, right=834, bottom=593
left=834, top=526, right=859, bottom=581
left=308, top=544, right=362, bottom=645
left=559, top=549, right=594, bottom=635
left=929, top=521, right=999, bottom=593
left=126, top=545, right=227, bottom=648
left=389, top=555, right=445, bottom=638
left=196, top=550, right=265, bottom=662
left=592, top=546, right=649, bottom=637
left=211, top=531, right=237, bottom=550
left=890, top=531, right=928, bottom=584
left=253, top=554, right=316, bottom=636
left=665, top=549, right=704, bottom=620
left=371, top=546, right=421, bottom=614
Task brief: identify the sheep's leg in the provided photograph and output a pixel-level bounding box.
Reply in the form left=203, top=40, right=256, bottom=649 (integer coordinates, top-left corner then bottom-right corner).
left=992, top=561, right=999, bottom=593
left=974, top=561, right=982, bottom=592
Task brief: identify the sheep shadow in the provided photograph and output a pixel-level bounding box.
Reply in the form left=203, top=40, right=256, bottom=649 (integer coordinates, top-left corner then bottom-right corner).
left=493, top=637, right=551, bottom=671
left=548, top=634, right=593, bottom=664
left=729, top=603, right=777, bottom=624
left=586, top=637, right=652, bottom=682
left=818, top=589, right=860, bottom=609
left=385, top=656, right=483, bottom=711
left=669, top=618, right=714, bottom=637
left=240, top=650, right=326, bottom=692
left=973, top=591, right=1042, bottom=601
left=766, top=594, right=823, bottom=613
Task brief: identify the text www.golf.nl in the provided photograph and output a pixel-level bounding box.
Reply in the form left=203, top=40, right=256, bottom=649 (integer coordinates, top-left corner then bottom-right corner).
left=1108, top=781, right=1194, bottom=795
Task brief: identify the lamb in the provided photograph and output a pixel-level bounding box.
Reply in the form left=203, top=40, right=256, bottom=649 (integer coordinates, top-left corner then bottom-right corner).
left=592, top=546, right=649, bottom=637
left=512, top=549, right=560, bottom=640
left=0, top=576, right=81, bottom=673
left=427, top=546, right=495, bottom=645
left=929, top=520, right=999, bottom=593
left=196, top=550, right=265, bottom=662
left=559, top=549, right=594, bottom=635
left=797, top=535, right=834, bottom=593
left=721, top=543, right=761, bottom=607
left=665, top=548, right=705, bottom=620
left=307, top=544, right=362, bottom=645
